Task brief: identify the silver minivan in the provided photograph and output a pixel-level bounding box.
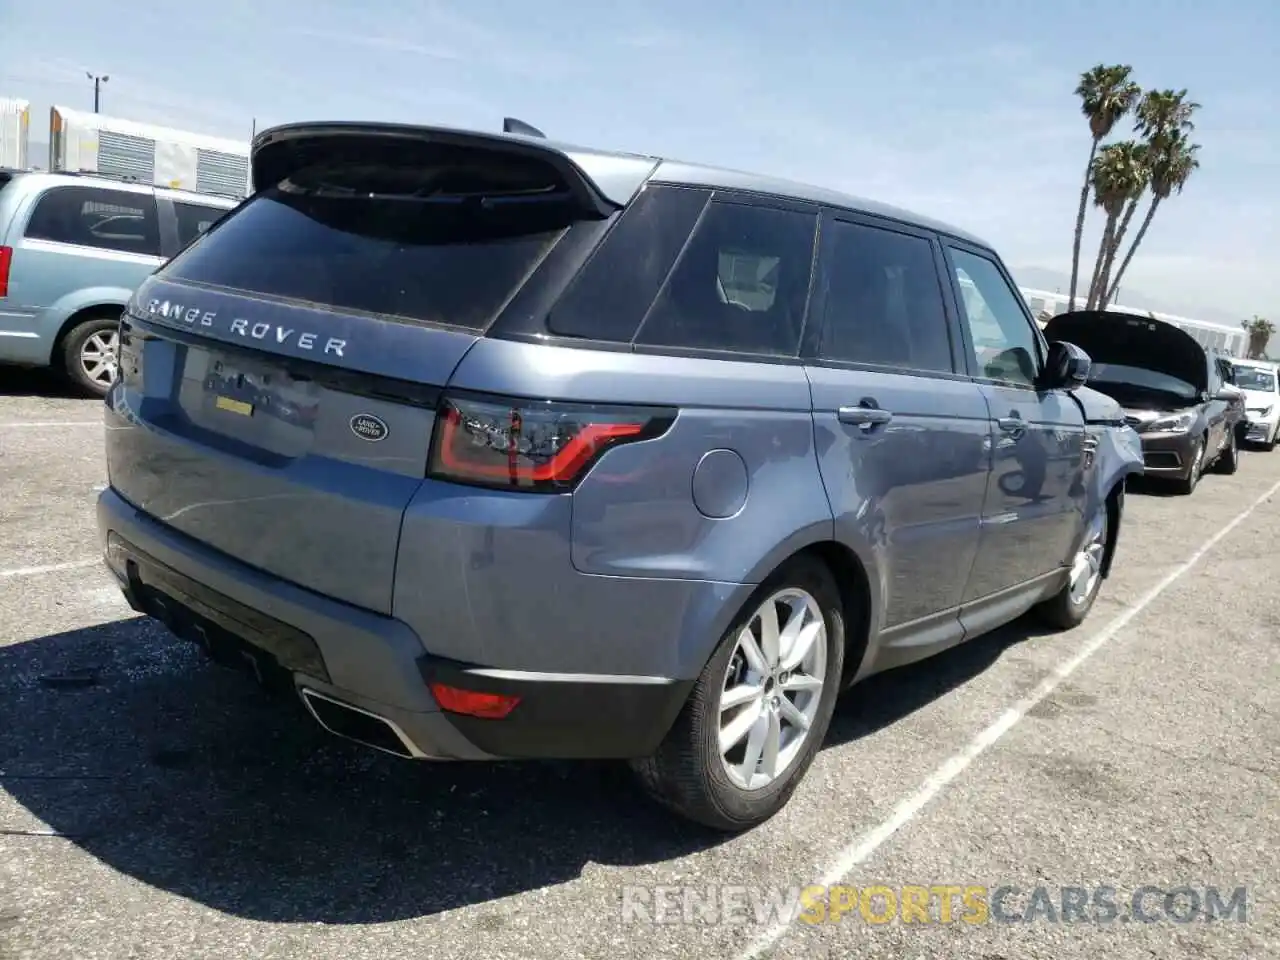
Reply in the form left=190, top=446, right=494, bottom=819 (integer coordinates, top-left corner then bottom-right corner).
left=0, top=169, right=236, bottom=394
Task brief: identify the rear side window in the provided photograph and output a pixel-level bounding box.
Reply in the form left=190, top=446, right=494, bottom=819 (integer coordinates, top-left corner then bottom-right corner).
left=160, top=158, right=582, bottom=331
left=817, top=220, right=954, bottom=373
left=548, top=185, right=710, bottom=343
left=24, top=185, right=161, bottom=257
left=633, top=200, right=818, bottom=356
left=173, top=200, right=230, bottom=247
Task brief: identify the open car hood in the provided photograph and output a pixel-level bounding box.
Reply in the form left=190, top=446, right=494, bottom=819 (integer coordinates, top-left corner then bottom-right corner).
left=1043, top=309, right=1208, bottom=395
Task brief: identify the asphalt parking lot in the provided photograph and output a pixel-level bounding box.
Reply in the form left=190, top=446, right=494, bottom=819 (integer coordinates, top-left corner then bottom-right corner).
left=1, top=369, right=1277, bottom=960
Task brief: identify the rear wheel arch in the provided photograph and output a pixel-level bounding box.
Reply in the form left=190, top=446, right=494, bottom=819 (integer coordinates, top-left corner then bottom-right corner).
left=52, top=303, right=126, bottom=358
left=744, top=540, right=873, bottom=690
left=54, top=304, right=126, bottom=395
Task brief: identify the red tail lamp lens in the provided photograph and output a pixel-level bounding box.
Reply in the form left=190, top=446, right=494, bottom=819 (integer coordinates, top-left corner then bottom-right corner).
left=0, top=246, right=12, bottom=298
left=429, top=683, right=521, bottom=719
left=428, top=393, right=675, bottom=491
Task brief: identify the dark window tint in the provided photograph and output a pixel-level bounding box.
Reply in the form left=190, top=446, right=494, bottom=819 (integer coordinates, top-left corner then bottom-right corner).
left=633, top=200, right=817, bottom=356
left=24, top=185, right=161, bottom=256
left=161, top=160, right=584, bottom=330
left=174, top=201, right=230, bottom=247
left=949, top=248, right=1041, bottom=386
left=818, top=221, right=953, bottom=372
left=548, top=185, right=710, bottom=343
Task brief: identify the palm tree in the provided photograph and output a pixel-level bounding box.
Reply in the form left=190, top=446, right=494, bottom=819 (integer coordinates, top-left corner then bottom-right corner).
left=1103, top=90, right=1201, bottom=305
left=1069, top=65, right=1141, bottom=313
left=1092, top=141, right=1149, bottom=308
left=1243, top=315, right=1275, bottom=359
left=1085, top=142, right=1149, bottom=310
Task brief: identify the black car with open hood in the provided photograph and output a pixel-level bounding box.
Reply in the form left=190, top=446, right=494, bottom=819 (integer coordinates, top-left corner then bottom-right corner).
left=1043, top=309, right=1240, bottom=495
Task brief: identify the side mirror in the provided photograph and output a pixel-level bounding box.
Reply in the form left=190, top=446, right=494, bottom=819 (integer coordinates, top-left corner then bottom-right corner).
left=1214, top=387, right=1238, bottom=402
left=1041, top=340, right=1091, bottom=391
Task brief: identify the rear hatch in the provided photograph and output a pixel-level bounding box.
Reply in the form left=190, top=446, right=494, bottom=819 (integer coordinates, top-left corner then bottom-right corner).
left=106, top=124, right=633, bottom=613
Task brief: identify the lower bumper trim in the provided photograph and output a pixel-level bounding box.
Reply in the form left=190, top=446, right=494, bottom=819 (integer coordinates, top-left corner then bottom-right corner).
left=418, top=655, right=694, bottom=760
left=107, top=532, right=329, bottom=683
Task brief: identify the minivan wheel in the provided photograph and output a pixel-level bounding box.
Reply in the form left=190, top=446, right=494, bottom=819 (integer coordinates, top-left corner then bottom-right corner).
left=631, top=556, right=844, bottom=832
left=1036, top=508, right=1109, bottom=630
left=61, top=315, right=121, bottom=397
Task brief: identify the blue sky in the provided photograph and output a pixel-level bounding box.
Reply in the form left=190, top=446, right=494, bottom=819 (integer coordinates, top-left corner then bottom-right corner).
left=1, top=0, right=1276, bottom=322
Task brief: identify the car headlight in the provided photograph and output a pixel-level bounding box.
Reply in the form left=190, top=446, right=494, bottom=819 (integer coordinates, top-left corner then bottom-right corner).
left=1148, top=411, right=1195, bottom=432
left=1260, top=405, right=1274, bottom=418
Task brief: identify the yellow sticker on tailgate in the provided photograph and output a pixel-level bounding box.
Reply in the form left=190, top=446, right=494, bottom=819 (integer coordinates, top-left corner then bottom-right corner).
left=214, top=396, right=254, bottom=416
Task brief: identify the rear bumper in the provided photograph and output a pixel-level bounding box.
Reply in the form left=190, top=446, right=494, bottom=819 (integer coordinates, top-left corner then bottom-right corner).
left=97, top=488, right=694, bottom=761
left=0, top=308, right=53, bottom=367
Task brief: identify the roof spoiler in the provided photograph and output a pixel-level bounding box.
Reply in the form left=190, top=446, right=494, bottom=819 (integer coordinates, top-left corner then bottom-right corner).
left=502, top=117, right=545, bottom=139
left=249, top=121, right=621, bottom=216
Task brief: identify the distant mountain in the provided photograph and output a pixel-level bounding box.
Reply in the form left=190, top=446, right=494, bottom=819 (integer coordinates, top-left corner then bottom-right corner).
left=1009, top=265, right=1242, bottom=329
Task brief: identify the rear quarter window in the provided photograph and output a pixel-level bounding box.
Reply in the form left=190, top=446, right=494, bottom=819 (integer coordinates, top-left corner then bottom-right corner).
left=631, top=198, right=818, bottom=357
left=550, top=190, right=818, bottom=357
left=23, top=185, right=161, bottom=257
left=173, top=200, right=232, bottom=247
left=160, top=159, right=585, bottom=332
left=548, top=184, right=711, bottom=343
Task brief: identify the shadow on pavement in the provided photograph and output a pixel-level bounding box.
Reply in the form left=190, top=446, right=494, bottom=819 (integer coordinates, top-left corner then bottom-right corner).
left=1, top=607, right=1042, bottom=924
left=827, top=614, right=1047, bottom=745
left=0, top=365, right=81, bottom=399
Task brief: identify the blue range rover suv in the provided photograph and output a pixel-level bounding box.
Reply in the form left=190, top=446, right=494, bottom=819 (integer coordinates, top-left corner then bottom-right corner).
left=97, top=121, right=1144, bottom=830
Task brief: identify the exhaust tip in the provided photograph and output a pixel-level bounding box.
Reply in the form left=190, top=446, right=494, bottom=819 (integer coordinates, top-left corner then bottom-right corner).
left=299, top=689, right=423, bottom=759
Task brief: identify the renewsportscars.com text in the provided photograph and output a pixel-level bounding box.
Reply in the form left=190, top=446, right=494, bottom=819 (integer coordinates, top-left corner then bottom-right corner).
left=620, top=884, right=1250, bottom=926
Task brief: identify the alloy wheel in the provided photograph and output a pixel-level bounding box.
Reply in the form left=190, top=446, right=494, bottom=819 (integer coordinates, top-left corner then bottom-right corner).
left=718, top=587, right=827, bottom=791
left=1068, top=515, right=1107, bottom=606
left=80, top=329, right=120, bottom=388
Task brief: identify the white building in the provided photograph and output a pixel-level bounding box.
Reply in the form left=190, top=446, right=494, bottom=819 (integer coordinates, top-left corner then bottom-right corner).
left=0, top=97, right=30, bottom=168
left=48, top=105, right=250, bottom=198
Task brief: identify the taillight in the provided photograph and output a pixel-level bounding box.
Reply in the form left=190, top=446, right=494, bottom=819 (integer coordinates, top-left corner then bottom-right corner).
left=0, top=246, right=12, bottom=298
left=428, top=392, right=676, bottom=492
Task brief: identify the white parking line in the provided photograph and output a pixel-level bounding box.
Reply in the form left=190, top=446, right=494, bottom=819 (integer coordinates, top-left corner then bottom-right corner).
left=0, top=421, right=101, bottom=429
left=0, top=559, right=100, bottom=579
left=737, top=475, right=1280, bottom=960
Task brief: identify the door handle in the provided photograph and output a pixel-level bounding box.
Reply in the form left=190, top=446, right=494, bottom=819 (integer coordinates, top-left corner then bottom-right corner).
left=838, top=405, right=893, bottom=429
left=996, top=416, right=1026, bottom=437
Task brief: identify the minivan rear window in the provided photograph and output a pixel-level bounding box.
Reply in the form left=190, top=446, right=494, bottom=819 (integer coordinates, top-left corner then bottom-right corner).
left=159, top=161, right=581, bottom=331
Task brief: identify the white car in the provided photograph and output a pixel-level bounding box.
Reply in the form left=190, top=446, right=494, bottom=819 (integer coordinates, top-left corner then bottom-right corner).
left=1230, top=358, right=1280, bottom=450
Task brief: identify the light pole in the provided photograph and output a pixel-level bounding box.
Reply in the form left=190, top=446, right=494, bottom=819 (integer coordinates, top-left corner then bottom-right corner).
left=86, top=72, right=108, bottom=113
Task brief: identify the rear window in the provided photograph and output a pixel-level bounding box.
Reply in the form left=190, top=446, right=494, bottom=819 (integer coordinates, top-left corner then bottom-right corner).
left=160, top=159, right=582, bottom=331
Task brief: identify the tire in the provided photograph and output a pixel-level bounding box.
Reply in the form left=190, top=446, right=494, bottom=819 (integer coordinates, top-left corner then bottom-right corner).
left=60, top=313, right=122, bottom=397
left=1174, top=436, right=1205, bottom=495
left=1036, top=504, right=1110, bottom=630
left=1213, top=427, right=1239, bottom=475
left=631, top=556, right=846, bottom=832
left=1266, top=425, right=1277, bottom=452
